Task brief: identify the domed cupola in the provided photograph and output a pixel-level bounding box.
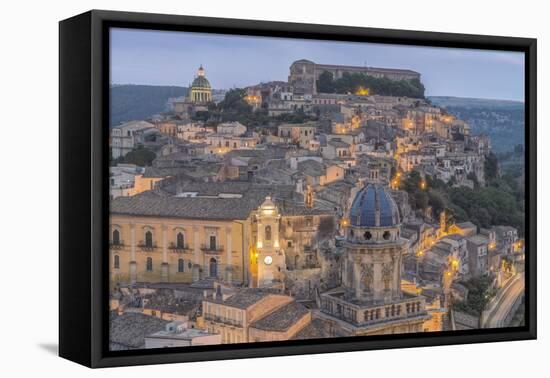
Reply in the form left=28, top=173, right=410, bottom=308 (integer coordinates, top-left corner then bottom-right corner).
left=189, top=65, right=212, bottom=103
left=346, top=185, right=401, bottom=244
left=191, top=69, right=211, bottom=89
left=350, top=185, right=400, bottom=228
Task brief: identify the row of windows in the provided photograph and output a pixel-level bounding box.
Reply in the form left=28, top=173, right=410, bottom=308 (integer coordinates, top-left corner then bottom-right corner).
left=112, top=256, right=193, bottom=273
left=349, top=229, right=395, bottom=241
left=111, top=229, right=218, bottom=250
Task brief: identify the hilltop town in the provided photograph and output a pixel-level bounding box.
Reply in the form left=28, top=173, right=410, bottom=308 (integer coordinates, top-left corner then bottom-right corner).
left=108, top=60, right=525, bottom=350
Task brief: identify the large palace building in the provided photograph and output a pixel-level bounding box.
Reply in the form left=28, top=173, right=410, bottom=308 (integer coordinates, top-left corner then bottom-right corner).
left=108, top=183, right=336, bottom=288
left=317, top=184, right=429, bottom=335
left=288, top=59, right=421, bottom=96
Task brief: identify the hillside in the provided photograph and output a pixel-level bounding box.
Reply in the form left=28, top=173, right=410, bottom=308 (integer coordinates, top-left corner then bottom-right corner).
left=110, top=85, right=188, bottom=127
left=429, top=96, right=525, bottom=152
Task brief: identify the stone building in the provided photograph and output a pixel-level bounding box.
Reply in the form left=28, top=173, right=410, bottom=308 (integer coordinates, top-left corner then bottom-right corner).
left=109, top=191, right=251, bottom=287
left=109, top=181, right=337, bottom=289
left=202, top=286, right=296, bottom=344
left=317, top=184, right=429, bottom=335
left=144, top=321, right=221, bottom=348
left=288, top=59, right=421, bottom=95
left=110, top=120, right=156, bottom=159
left=277, top=123, right=317, bottom=148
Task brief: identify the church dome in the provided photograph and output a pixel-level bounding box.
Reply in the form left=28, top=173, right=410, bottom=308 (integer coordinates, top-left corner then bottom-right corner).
left=191, top=75, right=211, bottom=89
left=349, top=185, right=400, bottom=228
left=191, top=65, right=211, bottom=89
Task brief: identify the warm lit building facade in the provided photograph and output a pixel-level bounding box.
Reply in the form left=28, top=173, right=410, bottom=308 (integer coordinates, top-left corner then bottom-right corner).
left=278, top=123, right=317, bottom=148
left=109, top=183, right=336, bottom=289
left=109, top=192, right=253, bottom=287
left=202, top=286, right=296, bottom=343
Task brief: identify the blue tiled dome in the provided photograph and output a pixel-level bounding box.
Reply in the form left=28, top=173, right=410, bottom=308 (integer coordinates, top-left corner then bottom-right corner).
left=349, top=185, right=400, bottom=227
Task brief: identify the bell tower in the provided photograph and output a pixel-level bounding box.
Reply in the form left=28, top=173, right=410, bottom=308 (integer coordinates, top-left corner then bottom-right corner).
left=254, top=196, right=285, bottom=287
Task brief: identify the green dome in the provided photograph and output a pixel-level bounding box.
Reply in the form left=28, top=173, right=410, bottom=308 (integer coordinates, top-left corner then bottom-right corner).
left=191, top=75, right=211, bottom=89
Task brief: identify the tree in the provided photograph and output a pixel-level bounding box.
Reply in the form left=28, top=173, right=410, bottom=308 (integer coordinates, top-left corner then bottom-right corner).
left=329, top=73, right=425, bottom=98
left=123, top=145, right=156, bottom=167
left=484, top=152, right=499, bottom=182
left=317, top=71, right=336, bottom=93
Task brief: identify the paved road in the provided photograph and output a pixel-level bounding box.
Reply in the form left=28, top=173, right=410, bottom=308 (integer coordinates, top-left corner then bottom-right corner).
left=482, top=272, right=525, bottom=328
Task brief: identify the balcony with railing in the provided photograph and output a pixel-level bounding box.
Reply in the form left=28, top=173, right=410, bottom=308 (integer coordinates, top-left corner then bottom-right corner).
left=168, top=242, right=192, bottom=253
left=137, top=241, right=158, bottom=252
left=109, top=241, right=125, bottom=250
left=321, top=292, right=427, bottom=327
left=200, top=244, right=224, bottom=254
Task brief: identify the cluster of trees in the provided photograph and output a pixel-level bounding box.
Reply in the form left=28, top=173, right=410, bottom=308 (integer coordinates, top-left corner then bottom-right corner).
left=193, top=88, right=317, bottom=127
left=453, top=275, right=496, bottom=316
left=110, top=145, right=156, bottom=167
left=398, top=155, right=525, bottom=236
left=316, top=71, right=425, bottom=98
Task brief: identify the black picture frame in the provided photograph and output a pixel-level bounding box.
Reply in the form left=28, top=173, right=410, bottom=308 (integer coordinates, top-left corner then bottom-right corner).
left=59, top=9, right=537, bottom=368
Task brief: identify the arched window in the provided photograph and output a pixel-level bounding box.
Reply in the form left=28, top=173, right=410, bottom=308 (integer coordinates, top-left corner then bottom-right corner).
left=114, top=255, right=120, bottom=269
left=145, top=231, right=153, bottom=247
left=265, top=225, right=272, bottom=241
left=383, top=230, right=391, bottom=240
left=209, top=258, right=217, bottom=277
left=178, top=259, right=184, bottom=273
left=364, top=231, right=372, bottom=240
left=112, top=229, right=120, bottom=245
left=146, top=257, right=153, bottom=272
left=176, top=232, right=185, bottom=249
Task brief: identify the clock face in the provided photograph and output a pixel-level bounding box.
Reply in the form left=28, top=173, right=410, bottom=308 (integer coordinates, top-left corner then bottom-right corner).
left=264, top=255, right=273, bottom=265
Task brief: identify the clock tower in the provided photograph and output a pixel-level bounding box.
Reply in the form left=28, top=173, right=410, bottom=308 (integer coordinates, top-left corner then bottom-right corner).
left=254, top=196, right=285, bottom=287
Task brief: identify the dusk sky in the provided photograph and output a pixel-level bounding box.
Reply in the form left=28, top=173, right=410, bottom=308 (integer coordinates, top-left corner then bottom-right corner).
left=110, top=28, right=525, bottom=101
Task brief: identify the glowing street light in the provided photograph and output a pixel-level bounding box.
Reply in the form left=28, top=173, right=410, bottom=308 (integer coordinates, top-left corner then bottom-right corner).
left=420, top=179, right=427, bottom=190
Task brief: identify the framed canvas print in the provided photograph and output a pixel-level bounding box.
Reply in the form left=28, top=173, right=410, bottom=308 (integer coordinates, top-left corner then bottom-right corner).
left=59, top=10, right=536, bottom=368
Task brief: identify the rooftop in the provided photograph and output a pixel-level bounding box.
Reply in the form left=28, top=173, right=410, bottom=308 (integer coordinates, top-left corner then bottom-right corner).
left=204, top=288, right=278, bottom=309
left=110, top=312, right=170, bottom=349
left=250, top=301, right=310, bottom=331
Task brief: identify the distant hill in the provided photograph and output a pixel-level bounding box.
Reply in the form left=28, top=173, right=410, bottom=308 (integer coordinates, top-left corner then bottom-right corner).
left=110, top=85, right=188, bottom=127
left=428, top=96, right=524, bottom=110
left=428, top=96, right=525, bottom=153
